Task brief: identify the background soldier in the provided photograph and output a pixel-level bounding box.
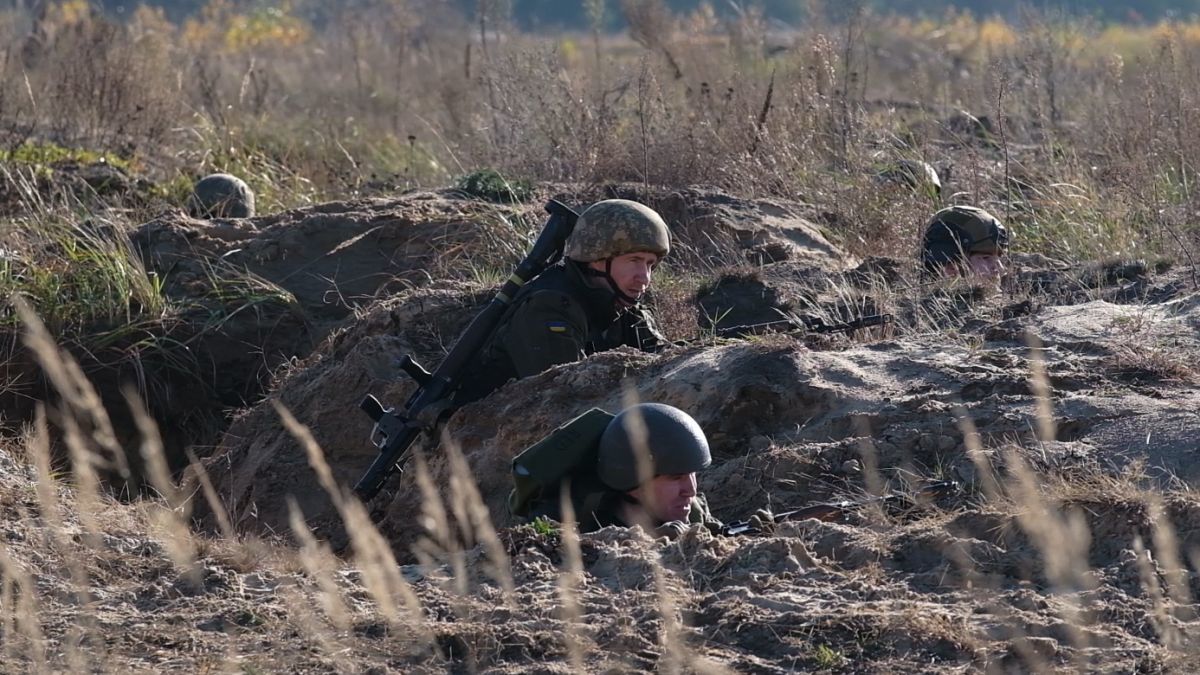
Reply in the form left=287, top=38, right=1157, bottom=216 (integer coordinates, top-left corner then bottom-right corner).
left=186, top=173, right=257, bottom=219
left=921, top=205, right=1010, bottom=280
left=877, top=159, right=942, bottom=199
left=455, top=199, right=669, bottom=404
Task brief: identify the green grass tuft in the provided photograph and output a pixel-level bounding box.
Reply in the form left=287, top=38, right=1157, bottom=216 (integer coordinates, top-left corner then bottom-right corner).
left=1, top=219, right=165, bottom=336
left=812, top=643, right=845, bottom=669
left=530, top=516, right=558, bottom=536
left=456, top=169, right=534, bottom=204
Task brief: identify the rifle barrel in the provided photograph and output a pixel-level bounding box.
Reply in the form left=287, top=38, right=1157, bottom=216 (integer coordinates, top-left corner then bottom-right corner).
left=722, top=480, right=959, bottom=536
left=712, top=312, right=892, bottom=339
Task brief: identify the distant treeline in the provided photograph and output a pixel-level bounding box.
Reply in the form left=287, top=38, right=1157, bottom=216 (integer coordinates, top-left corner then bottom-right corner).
left=477, top=0, right=1200, bottom=27
left=92, top=0, right=1200, bottom=27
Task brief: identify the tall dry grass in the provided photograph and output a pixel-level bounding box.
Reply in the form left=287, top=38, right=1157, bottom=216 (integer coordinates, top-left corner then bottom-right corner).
left=2, top=4, right=1200, bottom=262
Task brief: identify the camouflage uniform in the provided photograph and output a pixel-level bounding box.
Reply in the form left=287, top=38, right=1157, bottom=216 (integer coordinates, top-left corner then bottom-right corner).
left=535, top=402, right=721, bottom=534
left=454, top=262, right=664, bottom=404
left=878, top=159, right=942, bottom=197
left=454, top=199, right=669, bottom=404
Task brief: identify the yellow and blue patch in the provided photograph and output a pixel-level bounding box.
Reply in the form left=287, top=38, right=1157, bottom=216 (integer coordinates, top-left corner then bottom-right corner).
left=546, top=321, right=569, bottom=334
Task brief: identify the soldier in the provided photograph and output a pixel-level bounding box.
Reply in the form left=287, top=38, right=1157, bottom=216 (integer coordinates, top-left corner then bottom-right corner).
left=518, top=403, right=722, bottom=536
left=186, top=173, right=256, bottom=219
left=877, top=159, right=942, bottom=199
left=921, top=205, right=1009, bottom=280
left=455, top=199, right=669, bottom=404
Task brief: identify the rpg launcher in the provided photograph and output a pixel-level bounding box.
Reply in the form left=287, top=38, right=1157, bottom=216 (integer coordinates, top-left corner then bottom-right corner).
left=353, top=200, right=580, bottom=502
left=722, top=480, right=960, bottom=536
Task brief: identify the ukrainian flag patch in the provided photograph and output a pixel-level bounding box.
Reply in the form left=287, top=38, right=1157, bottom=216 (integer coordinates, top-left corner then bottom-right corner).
left=547, top=321, right=569, bottom=333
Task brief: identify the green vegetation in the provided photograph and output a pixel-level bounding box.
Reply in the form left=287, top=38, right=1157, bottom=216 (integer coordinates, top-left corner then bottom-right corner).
left=529, top=515, right=558, bottom=536
left=812, top=643, right=846, bottom=669
left=0, top=220, right=164, bottom=337
left=1, top=141, right=131, bottom=171
left=456, top=169, right=535, bottom=204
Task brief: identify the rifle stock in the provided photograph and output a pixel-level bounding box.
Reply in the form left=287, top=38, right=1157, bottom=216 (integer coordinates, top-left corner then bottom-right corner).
left=722, top=480, right=959, bottom=536
left=352, top=200, right=580, bottom=501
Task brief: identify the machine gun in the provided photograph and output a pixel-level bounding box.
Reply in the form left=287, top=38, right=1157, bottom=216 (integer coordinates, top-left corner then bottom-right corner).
left=721, top=480, right=960, bottom=536
left=353, top=200, right=580, bottom=501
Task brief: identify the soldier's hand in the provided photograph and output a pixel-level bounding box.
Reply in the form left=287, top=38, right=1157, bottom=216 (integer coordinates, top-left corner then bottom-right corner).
left=748, top=508, right=776, bottom=534
left=654, top=520, right=689, bottom=540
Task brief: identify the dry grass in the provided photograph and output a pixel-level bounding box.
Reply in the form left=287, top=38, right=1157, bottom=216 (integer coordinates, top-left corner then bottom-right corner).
left=3, top=5, right=1200, bottom=261
left=3, top=3, right=1200, bottom=673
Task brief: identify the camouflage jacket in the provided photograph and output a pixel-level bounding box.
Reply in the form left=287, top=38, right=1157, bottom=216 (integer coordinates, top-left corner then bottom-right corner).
left=454, top=262, right=664, bottom=404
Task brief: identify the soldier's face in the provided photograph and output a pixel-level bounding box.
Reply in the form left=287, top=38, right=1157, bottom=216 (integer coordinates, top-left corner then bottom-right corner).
left=631, top=472, right=697, bottom=523
left=940, top=253, right=1005, bottom=281
left=591, top=252, right=659, bottom=301
left=967, top=253, right=1005, bottom=279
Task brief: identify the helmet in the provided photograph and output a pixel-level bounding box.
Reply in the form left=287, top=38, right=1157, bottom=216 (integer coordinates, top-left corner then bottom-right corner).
left=878, top=160, right=942, bottom=196
left=564, top=199, right=670, bottom=262
left=922, top=205, right=1009, bottom=272
left=596, top=403, right=711, bottom=492
left=187, top=173, right=256, bottom=219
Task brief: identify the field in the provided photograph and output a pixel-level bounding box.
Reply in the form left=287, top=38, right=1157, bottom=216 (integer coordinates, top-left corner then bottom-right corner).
left=3, top=2, right=1200, bottom=672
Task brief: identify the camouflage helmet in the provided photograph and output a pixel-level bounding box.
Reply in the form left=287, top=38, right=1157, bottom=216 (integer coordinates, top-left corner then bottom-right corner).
left=878, top=159, right=942, bottom=197
left=596, top=403, right=711, bottom=492
left=187, top=173, right=256, bottom=219
left=922, top=205, right=1009, bottom=272
left=564, top=199, right=670, bottom=263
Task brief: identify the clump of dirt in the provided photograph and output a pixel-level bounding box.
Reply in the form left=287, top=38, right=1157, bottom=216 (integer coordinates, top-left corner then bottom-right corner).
left=690, top=257, right=907, bottom=338
left=695, top=271, right=793, bottom=331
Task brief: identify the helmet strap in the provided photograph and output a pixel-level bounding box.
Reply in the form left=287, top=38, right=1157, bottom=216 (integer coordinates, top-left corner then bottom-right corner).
left=582, top=257, right=639, bottom=305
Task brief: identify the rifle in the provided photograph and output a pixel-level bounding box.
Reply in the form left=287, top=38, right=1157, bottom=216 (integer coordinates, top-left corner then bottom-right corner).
left=709, top=312, right=893, bottom=340
left=721, top=480, right=959, bottom=536
left=354, top=200, right=580, bottom=501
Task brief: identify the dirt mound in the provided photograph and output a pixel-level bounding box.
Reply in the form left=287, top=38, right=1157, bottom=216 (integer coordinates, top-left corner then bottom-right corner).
left=127, top=185, right=852, bottom=423
left=133, top=192, right=532, bottom=322
left=135, top=186, right=851, bottom=325
left=1, top=296, right=310, bottom=485
left=554, top=183, right=851, bottom=269
left=8, top=253, right=1200, bottom=674
left=121, top=184, right=853, bottom=473
left=693, top=257, right=905, bottom=334
left=209, top=258, right=1200, bottom=560
left=203, top=281, right=491, bottom=538
left=0, top=158, right=153, bottom=216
